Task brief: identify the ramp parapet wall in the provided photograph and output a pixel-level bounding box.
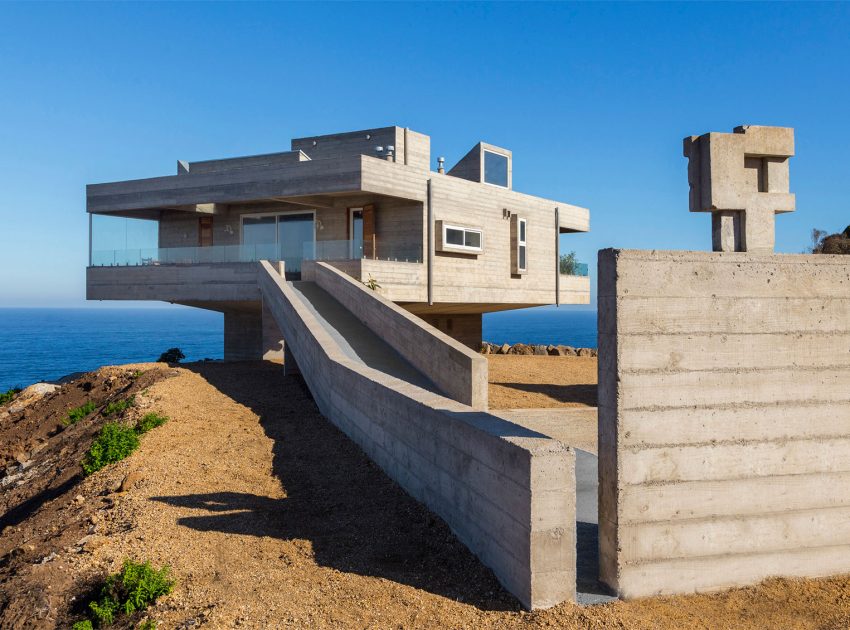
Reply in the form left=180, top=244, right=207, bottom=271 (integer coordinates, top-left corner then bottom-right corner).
left=258, top=261, right=575, bottom=609
left=598, top=249, right=850, bottom=599
left=303, top=261, right=488, bottom=409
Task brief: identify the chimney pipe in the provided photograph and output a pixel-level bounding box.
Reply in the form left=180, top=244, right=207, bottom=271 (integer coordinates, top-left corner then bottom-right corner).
left=437, top=156, right=445, bottom=174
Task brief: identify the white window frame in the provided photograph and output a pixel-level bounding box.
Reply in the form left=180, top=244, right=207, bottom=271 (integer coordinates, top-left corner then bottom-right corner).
left=441, top=223, right=484, bottom=254
left=517, top=217, right=527, bottom=273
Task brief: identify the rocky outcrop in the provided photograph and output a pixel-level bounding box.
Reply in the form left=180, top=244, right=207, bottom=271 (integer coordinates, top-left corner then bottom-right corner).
left=481, top=342, right=596, bottom=357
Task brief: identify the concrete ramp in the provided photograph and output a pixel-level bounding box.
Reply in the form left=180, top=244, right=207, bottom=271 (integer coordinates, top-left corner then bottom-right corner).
left=257, top=260, right=577, bottom=610
left=288, top=281, right=439, bottom=393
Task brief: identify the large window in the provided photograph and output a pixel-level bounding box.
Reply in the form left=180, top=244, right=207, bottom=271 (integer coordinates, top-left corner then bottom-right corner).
left=241, top=211, right=314, bottom=272
left=484, top=150, right=509, bottom=187
left=440, top=223, right=484, bottom=254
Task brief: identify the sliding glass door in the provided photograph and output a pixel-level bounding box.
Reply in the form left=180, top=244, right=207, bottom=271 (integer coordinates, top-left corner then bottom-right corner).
left=241, top=211, right=315, bottom=272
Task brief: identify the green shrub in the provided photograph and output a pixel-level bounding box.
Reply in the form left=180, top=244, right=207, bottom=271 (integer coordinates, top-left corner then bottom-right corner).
left=82, top=423, right=140, bottom=476
left=135, top=413, right=168, bottom=434
left=103, top=395, right=135, bottom=417
left=157, top=348, right=185, bottom=363
left=138, top=621, right=157, bottom=630
left=0, top=386, right=22, bottom=405
left=65, top=401, right=97, bottom=426
left=72, top=621, right=93, bottom=630
left=559, top=251, right=578, bottom=275
left=86, top=560, right=173, bottom=627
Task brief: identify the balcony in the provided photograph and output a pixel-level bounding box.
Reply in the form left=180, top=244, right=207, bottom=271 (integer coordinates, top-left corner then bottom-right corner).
left=90, top=240, right=423, bottom=274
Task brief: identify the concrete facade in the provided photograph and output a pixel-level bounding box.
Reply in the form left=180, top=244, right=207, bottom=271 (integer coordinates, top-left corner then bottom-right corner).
left=597, top=248, right=850, bottom=599
left=258, top=261, right=576, bottom=609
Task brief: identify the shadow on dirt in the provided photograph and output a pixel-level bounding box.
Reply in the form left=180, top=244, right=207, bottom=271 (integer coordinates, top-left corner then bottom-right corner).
left=152, top=361, right=521, bottom=611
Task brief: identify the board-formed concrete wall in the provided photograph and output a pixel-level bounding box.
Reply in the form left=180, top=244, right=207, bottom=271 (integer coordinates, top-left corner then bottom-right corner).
left=258, top=261, right=576, bottom=609
left=303, top=262, right=488, bottom=409
left=598, top=249, right=850, bottom=598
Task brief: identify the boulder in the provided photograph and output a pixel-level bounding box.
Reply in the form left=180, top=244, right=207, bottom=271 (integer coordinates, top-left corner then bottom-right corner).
left=577, top=347, right=593, bottom=357
left=533, top=345, right=548, bottom=356
left=546, top=345, right=559, bottom=356
left=480, top=343, right=491, bottom=355
left=498, top=343, right=511, bottom=355
left=557, top=345, right=577, bottom=356
left=509, top=343, right=534, bottom=355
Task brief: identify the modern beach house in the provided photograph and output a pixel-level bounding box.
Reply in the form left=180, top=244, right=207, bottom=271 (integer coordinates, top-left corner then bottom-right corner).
left=86, top=126, right=590, bottom=357
left=86, top=126, right=591, bottom=609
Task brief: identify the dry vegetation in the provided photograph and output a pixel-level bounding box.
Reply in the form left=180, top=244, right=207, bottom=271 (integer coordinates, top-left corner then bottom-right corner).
left=1, top=360, right=849, bottom=628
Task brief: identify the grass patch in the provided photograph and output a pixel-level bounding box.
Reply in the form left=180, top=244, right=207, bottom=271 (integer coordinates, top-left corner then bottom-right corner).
left=82, top=423, right=140, bottom=476
left=76, top=559, right=173, bottom=628
left=135, top=413, right=167, bottom=434
left=64, top=401, right=97, bottom=426
left=0, top=386, right=22, bottom=405
left=103, top=395, right=135, bottom=417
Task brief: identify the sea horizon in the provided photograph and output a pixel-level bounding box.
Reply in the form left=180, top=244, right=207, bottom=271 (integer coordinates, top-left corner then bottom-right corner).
left=0, top=306, right=598, bottom=391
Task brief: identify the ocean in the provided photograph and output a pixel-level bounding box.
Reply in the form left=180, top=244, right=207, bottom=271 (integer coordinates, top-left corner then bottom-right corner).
left=0, top=306, right=597, bottom=391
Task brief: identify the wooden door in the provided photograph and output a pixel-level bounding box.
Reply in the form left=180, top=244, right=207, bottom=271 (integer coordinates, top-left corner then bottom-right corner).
left=199, top=216, right=213, bottom=247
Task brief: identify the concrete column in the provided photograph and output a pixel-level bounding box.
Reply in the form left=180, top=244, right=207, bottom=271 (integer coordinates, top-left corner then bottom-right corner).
left=419, top=313, right=482, bottom=350
left=261, top=300, right=284, bottom=362
left=223, top=309, right=263, bottom=361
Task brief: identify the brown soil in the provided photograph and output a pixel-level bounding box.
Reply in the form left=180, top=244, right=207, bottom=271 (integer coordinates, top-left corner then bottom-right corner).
left=488, top=355, right=598, bottom=409
left=2, top=360, right=850, bottom=629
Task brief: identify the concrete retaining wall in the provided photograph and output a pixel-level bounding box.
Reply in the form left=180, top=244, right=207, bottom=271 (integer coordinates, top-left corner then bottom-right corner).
left=258, top=261, right=575, bottom=609
left=304, top=261, right=488, bottom=409
left=598, top=248, right=850, bottom=598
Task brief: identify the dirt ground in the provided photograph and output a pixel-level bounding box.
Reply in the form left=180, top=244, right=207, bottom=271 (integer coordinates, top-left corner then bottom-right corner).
left=3, top=360, right=850, bottom=629
left=488, top=355, right=597, bottom=409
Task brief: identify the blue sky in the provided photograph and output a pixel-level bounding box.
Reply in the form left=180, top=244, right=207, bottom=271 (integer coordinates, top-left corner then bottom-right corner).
left=1, top=2, right=848, bottom=308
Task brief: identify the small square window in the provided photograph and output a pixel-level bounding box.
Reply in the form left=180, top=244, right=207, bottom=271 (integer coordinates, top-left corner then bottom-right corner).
left=464, top=231, right=481, bottom=249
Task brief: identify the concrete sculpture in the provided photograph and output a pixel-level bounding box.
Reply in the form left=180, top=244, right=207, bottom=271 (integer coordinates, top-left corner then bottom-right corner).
left=684, top=125, right=795, bottom=253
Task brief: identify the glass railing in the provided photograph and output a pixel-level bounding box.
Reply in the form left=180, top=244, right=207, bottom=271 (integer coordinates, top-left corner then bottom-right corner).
left=90, top=239, right=423, bottom=272
left=560, top=262, right=589, bottom=277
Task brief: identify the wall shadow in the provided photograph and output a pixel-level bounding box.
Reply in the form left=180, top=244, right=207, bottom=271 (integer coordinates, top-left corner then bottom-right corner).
left=163, top=361, right=521, bottom=611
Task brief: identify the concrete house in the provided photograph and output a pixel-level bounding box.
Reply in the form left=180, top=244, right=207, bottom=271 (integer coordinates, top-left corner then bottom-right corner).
left=86, top=126, right=590, bottom=357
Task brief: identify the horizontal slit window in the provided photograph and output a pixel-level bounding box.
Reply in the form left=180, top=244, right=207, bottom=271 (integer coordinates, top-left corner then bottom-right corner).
left=440, top=224, right=483, bottom=253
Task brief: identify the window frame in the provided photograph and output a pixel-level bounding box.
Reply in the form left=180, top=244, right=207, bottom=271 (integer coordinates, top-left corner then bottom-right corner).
left=439, top=222, right=484, bottom=254
left=517, top=217, right=528, bottom=273
left=482, top=149, right=510, bottom=188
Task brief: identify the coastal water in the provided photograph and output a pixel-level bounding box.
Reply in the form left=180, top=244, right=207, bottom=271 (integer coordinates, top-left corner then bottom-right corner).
left=0, top=306, right=597, bottom=391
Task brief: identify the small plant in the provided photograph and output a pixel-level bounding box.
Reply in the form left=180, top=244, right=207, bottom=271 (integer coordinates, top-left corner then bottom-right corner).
left=157, top=348, right=185, bottom=363
left=0, top=386, right=22, bottom=405
left=82, top=423, right=140, bottom=476
left=76, top=559, right=173, bottom=629
left=103, top=395, right=135, bottom=417
left=129, top=370, right=143, bottom=380
left=135, top=413, right=168, bottom=434
left=363, top=275, right=381, bottom=291
left=559, top=251, right=578, bottom=275
left=65, top=401, right=98, bottom=426
left=138, top=621, right=157, bottom=630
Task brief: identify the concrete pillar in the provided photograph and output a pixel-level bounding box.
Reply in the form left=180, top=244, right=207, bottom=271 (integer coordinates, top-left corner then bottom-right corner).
left=223, top=309, right=262, bottom=361
left=419, top=313, right=482, bottom=350
left=262, top=300, right=284, bottom=362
